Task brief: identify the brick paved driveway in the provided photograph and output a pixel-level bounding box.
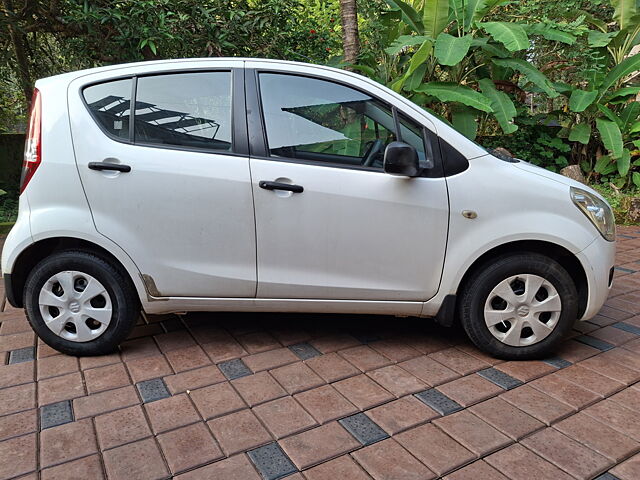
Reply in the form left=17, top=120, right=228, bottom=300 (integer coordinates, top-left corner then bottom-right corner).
left=1, top=227, right=640, bottom=480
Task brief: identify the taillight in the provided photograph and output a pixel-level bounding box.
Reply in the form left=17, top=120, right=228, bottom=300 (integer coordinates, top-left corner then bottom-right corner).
left=20, top=88, right=42, bottom=194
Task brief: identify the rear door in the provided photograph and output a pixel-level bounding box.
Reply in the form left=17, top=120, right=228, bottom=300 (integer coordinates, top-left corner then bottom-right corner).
left=246, top=64, right=450, bottom=301
left=68, top=63, right=257, bottom=298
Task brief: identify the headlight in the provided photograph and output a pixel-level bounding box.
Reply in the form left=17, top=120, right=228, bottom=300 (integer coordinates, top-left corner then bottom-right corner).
left=570, top=187, right=616, bottom=242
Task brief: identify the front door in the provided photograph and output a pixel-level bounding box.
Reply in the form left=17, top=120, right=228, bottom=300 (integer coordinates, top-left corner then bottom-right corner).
left=68, top=67, right=257, bottom=298
left=249, top=70, right=449, bottom=301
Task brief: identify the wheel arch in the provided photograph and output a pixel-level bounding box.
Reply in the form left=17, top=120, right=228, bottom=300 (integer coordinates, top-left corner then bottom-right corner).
left=7, top=236, right=143, bottom=308
left=455, top=240, right=588, bottom=321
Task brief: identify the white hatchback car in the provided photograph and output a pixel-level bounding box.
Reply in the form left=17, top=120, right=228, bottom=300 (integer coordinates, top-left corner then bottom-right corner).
left=1, top=58, right=616, bottom=359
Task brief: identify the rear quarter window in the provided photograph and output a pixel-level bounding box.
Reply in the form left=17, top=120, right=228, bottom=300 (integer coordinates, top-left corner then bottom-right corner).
left=83, top=79, right=132, bottom=140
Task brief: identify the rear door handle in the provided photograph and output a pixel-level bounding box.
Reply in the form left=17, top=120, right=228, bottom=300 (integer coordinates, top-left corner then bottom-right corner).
left=259, top=181, right=303, bottom=193
left=88, top=162, right=131, bottom=173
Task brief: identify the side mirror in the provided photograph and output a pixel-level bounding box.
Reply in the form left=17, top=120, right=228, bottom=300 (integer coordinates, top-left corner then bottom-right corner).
left=383, top=141, right=420, bottom=177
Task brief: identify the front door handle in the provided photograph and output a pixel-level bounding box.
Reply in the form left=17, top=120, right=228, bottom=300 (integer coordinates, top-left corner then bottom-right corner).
left=88, top=162, right=131, bottom=173
left=259, top=181, right=303, bottom=193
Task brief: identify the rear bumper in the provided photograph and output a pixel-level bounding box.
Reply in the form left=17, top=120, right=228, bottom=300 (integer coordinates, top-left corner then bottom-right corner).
left=576, top=234, right=616, bottom=321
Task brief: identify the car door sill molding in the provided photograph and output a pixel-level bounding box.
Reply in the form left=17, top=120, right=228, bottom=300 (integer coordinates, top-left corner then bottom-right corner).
left=142, top=296, right=425, bottom=316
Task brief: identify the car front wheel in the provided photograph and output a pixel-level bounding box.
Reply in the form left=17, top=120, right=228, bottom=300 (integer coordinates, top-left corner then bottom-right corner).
left=459, top=252, right=578, bottom=360
left=24, top=250, right=139, bottom=356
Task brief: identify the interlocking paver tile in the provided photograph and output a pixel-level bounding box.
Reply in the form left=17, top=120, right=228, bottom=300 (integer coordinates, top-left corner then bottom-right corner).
left=611, top=453, right=640, bottom=480
left=434, top=410, right=512, bottom=456
left=339, top=412, right=388, bottom=445
left=529, top=373, right=600, bottom=409
left=485, top=444, right=574, bottom=480
left=79, top=352, right=120, bottom=370
left=400, top=355, right=460, bottom=386
left=8, top=346, right=35, bottom=364
left=157, top=422, right=223, bottom=474
left=554, top=412, right=640, bottom=462
left=338, top=345, right=392, bottom=372
left=83, top=363, right=130, bottom=394
left=163, top=364, right=225, bottom=393
left=279, top=422, right=360, bottom=469
left=429, top=348, right=490, bottom=375
left=190, top=381, right=246, bottom=419
left=305, top=352, right=360, bottom=382
left=37, top=371, right=85, bottom=405
left=73, top=385, right=139, bottom=419
left=294, top=385, right=358, bottom=424
left=554, top=364, right=625, bottom=396
left=40, top=418, right=98, bottom=468
left=309, top=334, right=361, bottom=353
left=366, top=364, right=427, bottom=397
left=144, top=393, right=200, bottom=433
left=0, top=433, right=37, bottom=479
left=0, top=361, right=34, bottom=388
left=495, top=360, right=556, bottom=381
left=102, top=438, right=168, bottom=480
left=40, top=400, right=73, bottom=429
left=0, top=409, right=37, bottom=442
left=248, top=442, right=298, bottom=480
left=500, top=385, right=575, bottom=425
left=583, top=399, right=640, bottom=441
left=36, top=354, right=78, bottom=380
left=366, top=395, right=438, bottom=435
left=590, top=326, right=638, bottom=345
left=443, top=460, right=509, bottom=480
left=94, top=405, right=152, bottom=450
left=304, top=455, right=371, bottom=480
left=136, top=377, right=170, bottom=402
left=201, top=335, right=247, bottom=363
left=237, top=331, right=281, bottom=354
left=208, top=408, right=272, bottom=455
left=270, top=362, right=324, bottom=394
left=470, top=396, right=544, bottom=440
left=610, top=386, right=640, bottom=412
left=233, top=371, right=287, bottom=406
left=477, top=367, right=523, bottom=390
left=352, top=438, right=436, bottom=480
left=437, top=374, right=503, bottom=406
left=154, top=330, right=196, bottom=353
left=175, top=453, right=261, bottom=480
left=396, top=423, right=475, bottom=476
left=41, top=454, right=104, bottom=480
left=415, top=388, right=462, bottom=416
left=288, top=342, right=321, bottom=360
left=218, top=358, right=252, bottom=380
left=522, top=427, right=611, bottom=479
left=0, top=331, right=35, bottom=352
left=554, top=339, right=601, bottom=362
left=125, top=354, right=173, bottom=383
left=254, top=396, right=317, bottom=439
left=369, top=339, right=421, bottom=362
left=333, top=374, right=394, bottom=410
left=243, top=348, right=299, bottom=372
left=578, top=355, right=640, bottom=385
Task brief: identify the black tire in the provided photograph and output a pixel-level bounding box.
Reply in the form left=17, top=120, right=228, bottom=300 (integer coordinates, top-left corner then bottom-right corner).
left=23, top=250, right=139, bottom=356
left=459, top=252, right=578, bottom=360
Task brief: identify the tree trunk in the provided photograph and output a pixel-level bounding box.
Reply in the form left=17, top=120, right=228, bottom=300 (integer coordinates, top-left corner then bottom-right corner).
left=3, top=0, right=33, bottom=103
left=339, top=0, right=360, bottom=68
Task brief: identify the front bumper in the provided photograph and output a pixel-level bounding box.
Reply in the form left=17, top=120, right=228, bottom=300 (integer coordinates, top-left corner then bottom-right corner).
left=576, top=234, right=616, bottom=321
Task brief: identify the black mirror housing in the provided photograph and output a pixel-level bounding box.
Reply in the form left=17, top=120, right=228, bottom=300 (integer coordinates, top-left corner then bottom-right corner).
left=383, top=141, right=420, bottom=177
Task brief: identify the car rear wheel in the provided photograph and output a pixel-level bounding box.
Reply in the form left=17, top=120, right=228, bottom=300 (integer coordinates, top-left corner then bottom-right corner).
left=24, top=250, right=139, bottom=356
left=459, top=252, right=578, bottom=360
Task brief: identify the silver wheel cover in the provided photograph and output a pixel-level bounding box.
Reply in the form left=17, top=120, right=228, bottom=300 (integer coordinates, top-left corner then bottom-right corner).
left=484, top=274, right=561, bottom=347
left=38, top=270, right=113, bottom=342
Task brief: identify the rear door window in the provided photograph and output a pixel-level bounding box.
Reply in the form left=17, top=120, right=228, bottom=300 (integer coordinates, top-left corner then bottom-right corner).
left=134, top=72, right=232, bottom=152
